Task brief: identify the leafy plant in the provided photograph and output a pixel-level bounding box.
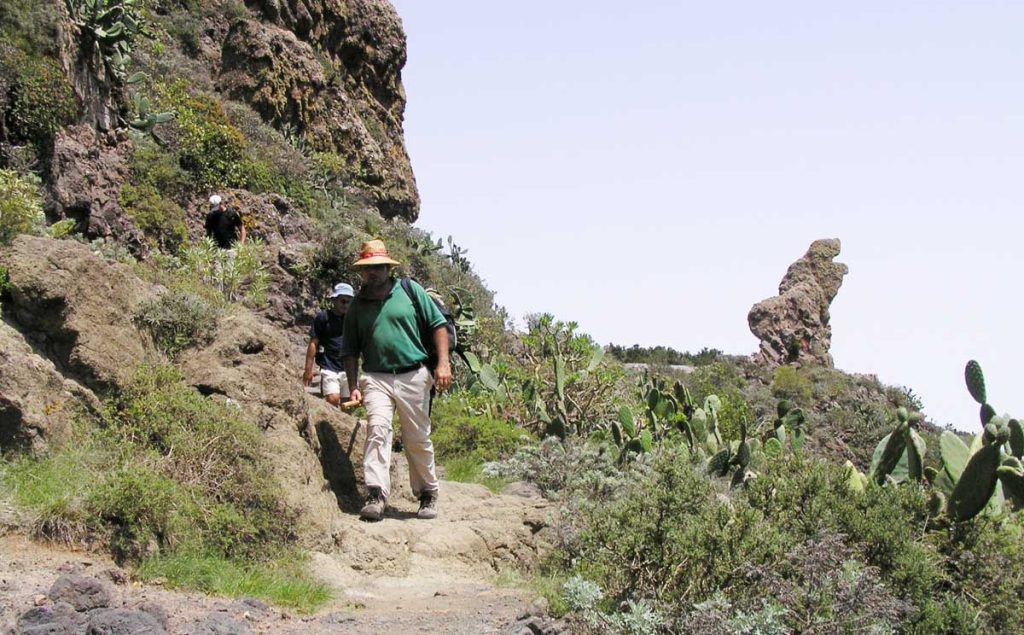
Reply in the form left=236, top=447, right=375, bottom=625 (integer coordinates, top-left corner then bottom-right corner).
left=862, top=360, right=1023, bottom=523
left=133, top=289, right=223, bottom=356
left=0, top=168, right=45, bottom=244
left=0, top=44, right=78, bottom=147
left=119, top=182, right=188, bottom=251
left=178, top=237, right=270, bottom=306
left=63, top=0, right=151, bottom=129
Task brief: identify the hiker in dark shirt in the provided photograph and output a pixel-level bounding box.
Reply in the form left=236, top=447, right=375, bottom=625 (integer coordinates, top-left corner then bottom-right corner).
left=303, top=282, right=354, bottom=407
left=204, top=194, right=246, bottom=249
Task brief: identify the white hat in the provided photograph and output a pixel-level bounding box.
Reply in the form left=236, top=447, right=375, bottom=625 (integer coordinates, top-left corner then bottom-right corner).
left=329, top=283, right=355, bottom=298
left=209, top=194, right=222, bottom=206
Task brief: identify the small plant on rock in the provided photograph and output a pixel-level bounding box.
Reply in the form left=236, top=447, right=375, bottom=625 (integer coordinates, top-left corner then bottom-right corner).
left=0, top=168, right=45, bottom=244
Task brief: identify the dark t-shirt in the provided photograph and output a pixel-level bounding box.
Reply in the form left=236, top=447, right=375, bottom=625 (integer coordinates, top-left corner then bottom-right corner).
left=309, top=309, right=346, bottom=372
left=204, top=208, right=242, bottom=248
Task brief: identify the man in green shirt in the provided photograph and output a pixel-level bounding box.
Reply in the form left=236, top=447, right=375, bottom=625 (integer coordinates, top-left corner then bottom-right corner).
left=342, top=240, right=451, bottom=521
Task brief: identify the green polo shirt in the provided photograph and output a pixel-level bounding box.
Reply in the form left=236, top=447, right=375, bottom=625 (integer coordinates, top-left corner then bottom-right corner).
left=341, top=278, right=446, bottom=372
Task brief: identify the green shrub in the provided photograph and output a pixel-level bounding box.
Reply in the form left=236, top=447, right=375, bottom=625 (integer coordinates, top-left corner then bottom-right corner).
left=128, top=138, right=190, bottom=200
left=0, top=1, right=62, bottom=57
left=0, top=45, right=78, bottom=146
left=86, top=467, right=190, bottom=562
left=0, top=168, right=44, bottom=243
left=120, top=183, right=189, bottom=252
left=771, top=365, right=813, bottom=404
left=0, top=265, right=10, bottom=301
left=178, top=237, right=270, bottom=306
left=155, top=81, right=260, bottom=190
left=133, top=289, right=222, bottom=356
left=569, top=447, right=785, bottom=612
left=431, top=402, right=532, bottom=463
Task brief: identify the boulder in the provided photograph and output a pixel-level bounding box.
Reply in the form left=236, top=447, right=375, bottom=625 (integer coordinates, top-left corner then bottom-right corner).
left=85, top=608, right=165, bottom=634
left=748, top=238, right=849, bottom=368
left=0, top=320, right=99, bottom=453
left=48, top=574, right=111, bottom=612
left=177, top=312, right=373, bottom=547
left=179, top=612, right=251, bottom=635
left=0, top=236, right=159, bottom=391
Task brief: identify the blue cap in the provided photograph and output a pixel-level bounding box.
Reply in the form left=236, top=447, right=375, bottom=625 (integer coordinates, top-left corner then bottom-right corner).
left=329, top=282, right=354, bottom=298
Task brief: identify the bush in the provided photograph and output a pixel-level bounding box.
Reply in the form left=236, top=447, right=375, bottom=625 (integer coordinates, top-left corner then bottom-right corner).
left=0, top=168, right=44, bottom=243
left=0, top=45, right=78, bottom=147
left=547, top=445, right=1024, bottom=633
left=568, top=447, right=785, bottom=613
left=0, top=265, right=10, bottom=300
left=133, top=289, right=222, bottom=356
left=178, top=237, right=269, bottom=306
left=2, top=364, right=295, bottom=564
left=0, top=1, right=62, bottom=57
left=155, top=81, right=260, bottom=190
left=120, top=183, right=189, bottom=252
left=771, top=365, right=813, bottom=404
left=86, top=467, right=190, bottom=562
left=431, top=402, right=531, bottom=463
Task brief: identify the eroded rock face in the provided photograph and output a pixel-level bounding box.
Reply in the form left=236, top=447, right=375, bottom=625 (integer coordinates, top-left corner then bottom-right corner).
left=0, top=320, right=99, bottom=453
left=49, top=125, right=147, bottom=255
left=0, top=236, right=158, bottom=391
left=221, top=0, right=418, bottom=220
left=748, top=238, right=849, bottom=368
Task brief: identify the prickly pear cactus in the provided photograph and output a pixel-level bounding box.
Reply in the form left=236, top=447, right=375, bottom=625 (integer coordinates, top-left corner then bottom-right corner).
left=965, top=360, right=987, bottom=405
left=949, top=441, right=1002, bottom=522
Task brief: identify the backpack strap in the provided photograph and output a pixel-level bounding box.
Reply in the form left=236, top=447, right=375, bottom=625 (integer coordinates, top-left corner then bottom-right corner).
left=400, top=278, right=427, bottom=342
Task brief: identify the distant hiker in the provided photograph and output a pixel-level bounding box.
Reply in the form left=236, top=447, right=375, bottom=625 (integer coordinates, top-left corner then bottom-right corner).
left=342, top=240, right=450, bottom=522
left=303, top=282, right=355, bottom=407
left=204, top=194, right=246, bottom=249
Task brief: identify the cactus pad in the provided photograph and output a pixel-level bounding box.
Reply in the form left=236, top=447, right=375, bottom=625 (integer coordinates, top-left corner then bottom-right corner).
left=965, top=360, right=987, bottom=404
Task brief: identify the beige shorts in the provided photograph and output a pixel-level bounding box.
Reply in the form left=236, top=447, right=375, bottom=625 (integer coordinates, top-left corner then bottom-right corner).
left=320, top=368, right=350, bottom=398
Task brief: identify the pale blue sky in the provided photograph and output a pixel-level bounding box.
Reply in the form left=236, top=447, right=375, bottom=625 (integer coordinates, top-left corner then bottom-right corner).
left=391, top=1, right=1023, bottom=431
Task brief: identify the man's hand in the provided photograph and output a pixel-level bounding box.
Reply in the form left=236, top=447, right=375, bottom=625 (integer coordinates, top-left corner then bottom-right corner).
left=434, top=361, right=452, bottom=393
left=302, top=369, right=313, bottom=387
left=349, top=388, right=363, bottom=405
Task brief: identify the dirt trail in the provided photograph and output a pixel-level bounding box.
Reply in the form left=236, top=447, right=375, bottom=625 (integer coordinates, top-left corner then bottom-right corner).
left=0, top=481, right=555, bottom=634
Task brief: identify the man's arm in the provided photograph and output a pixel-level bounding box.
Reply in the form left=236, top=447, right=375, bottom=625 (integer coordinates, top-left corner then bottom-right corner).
left=344, top=355, right=361, bottom=404
left=432, top=325, right=451, bottom=392
left=237, top=220, right=247, bottom=244
left=303, top=338, right=318, bottom=386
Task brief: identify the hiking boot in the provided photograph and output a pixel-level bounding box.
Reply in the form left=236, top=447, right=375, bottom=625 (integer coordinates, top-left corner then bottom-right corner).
left=360, top=487, right=386, bottom=521
left=417, top=490, right=439, bottom=520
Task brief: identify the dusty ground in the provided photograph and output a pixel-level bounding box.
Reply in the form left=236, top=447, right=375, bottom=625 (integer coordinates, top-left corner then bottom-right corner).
left=0, top=482, right=557, bottom=634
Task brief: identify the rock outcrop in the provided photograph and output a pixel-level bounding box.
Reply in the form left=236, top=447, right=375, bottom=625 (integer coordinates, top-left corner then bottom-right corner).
left=748, top=238, right=849, bottom=368
left=0, top=320, right=99, bottom=453
left=49, top=125, right=147, bottom=255
left=0, top=236, right=159, bottom=391
left=220, top=0, right=419, bottom=220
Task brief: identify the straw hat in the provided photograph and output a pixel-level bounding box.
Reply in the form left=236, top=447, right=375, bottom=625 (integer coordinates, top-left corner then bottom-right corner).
left=353, top=239, right=401, bottom=266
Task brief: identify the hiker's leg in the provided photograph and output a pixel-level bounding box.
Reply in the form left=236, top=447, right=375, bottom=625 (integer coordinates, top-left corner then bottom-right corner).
left=394, top=366, right=439, bottom=497
left=361, top=372, right=396, bottom=499
left=320, top=369, right=345, bottom=407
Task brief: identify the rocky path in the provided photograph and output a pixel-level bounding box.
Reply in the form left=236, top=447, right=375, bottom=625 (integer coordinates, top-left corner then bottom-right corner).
left=1, top=482, right=562, bottom=634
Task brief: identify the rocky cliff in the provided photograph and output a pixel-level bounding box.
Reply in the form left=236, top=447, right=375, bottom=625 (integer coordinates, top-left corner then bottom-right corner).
left=2, top=0, right=419, bottom=248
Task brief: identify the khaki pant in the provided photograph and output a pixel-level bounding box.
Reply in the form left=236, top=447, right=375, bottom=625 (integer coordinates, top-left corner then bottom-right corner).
left=361, top=366, right=439, bottom=499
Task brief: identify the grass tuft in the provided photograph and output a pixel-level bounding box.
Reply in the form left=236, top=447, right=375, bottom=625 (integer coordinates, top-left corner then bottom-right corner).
left=136, top=551, right=332, bottom=613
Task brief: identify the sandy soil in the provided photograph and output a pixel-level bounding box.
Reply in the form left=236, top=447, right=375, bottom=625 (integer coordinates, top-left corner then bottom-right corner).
left=0, top=483, right=555, bottom=634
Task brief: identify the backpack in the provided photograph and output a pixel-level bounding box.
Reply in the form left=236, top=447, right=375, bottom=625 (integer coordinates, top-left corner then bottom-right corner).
left=400, top=278, right=457, bottom=372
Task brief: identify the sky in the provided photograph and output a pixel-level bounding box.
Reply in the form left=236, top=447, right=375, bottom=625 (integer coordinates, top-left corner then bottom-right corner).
left=389, top=1, right=1023, bottom=432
